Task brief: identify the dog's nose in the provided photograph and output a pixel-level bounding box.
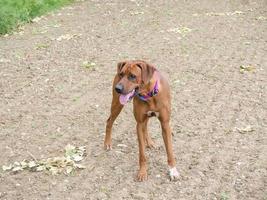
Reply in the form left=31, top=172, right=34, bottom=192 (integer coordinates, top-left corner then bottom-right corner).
left=115, top=84, right=124, bottom=94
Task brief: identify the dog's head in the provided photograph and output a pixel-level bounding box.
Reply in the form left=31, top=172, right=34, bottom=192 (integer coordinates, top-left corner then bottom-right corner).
left=115, top=60, right=155, bottom=104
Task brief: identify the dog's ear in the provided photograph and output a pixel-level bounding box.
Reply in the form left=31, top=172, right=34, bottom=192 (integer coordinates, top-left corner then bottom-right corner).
left=117, top=61, right=126, bottom=74
left=136, top=62, right=155, bottom=84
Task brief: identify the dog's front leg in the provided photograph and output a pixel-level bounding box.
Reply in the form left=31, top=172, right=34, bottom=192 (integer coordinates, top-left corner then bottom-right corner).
left=136, top=122, right=148, bottom=181
left=104, top=93, right=123, bottom=150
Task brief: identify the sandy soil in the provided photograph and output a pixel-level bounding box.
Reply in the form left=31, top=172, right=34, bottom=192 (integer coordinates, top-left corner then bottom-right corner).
left=0, top=0, right=266, bottom=199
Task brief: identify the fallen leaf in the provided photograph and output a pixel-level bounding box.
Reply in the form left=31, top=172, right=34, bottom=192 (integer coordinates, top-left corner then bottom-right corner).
left=28, top=161, right=37, bottom=168
left=117, top=144, right=127, bottom=148
left=0, top=58, right=10, bottom=63
left=36, top=43, right=50, bottom=50
left=206, top=11, right=244, bottom=16
left=31, top=16, right=44, bottom=23
left=65, top=144, right=76, bottom=157
left=130, top=11, right=144, bottom=15
left=56, top=34, right=81, bottom=41
left=240, top=65, right=256, bottom=73
left=2, top=165, right=12, bottom=171
left=236, top=125, right=254, bottom=134
left=167, top=27, right=192, bottom=37
left=82, top=61, right=96, bottom=69
left=256, top=16, right=266, bottom=20
left=2, top=144, right=86, bottom=175
left=20, top=161, right=28, bottom=169
left=206, top=12, right=225, bottom=16
left=49, top=166, right=60, bottom=175
left=12, top=166, right=23, bottom=172
left=232, top=11, right=244, bottom=15
left=72, top=155, right=83, bottom=162
left=74, top=164, right=86, bottom=169
left=66, top=166, right=73, bottom=174
left=36, top=165, right=46, bottom=172
left=14, top=161, right=20, bottom=166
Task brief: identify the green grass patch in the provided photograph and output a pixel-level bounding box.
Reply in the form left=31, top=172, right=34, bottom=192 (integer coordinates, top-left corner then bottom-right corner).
left=0, top=0, right=74, bottom=35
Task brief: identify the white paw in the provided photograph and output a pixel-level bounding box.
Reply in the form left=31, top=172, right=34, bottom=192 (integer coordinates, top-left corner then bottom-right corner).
left=104, top=144, right=112, bottom=151
left=168, top=167, right=179, bottom=181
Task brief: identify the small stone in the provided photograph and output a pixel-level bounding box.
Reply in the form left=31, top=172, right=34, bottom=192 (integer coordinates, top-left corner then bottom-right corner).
left=117, top=144, right=127, bottom=148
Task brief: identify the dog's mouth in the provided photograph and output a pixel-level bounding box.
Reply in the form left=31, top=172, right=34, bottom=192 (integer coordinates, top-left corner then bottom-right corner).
left=119, top=89, right=136, bottom=105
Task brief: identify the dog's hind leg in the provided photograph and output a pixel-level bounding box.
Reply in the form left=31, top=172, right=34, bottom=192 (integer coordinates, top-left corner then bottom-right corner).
left=159, top=109, right=179, bottom=181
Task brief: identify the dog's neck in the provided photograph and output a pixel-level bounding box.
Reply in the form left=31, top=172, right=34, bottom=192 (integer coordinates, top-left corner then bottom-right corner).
left=137, top=71, right=159, bottom=101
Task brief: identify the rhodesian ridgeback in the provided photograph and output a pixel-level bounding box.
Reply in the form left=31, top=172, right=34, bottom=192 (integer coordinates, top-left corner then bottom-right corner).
left=104, top=60, right=179, bottom=181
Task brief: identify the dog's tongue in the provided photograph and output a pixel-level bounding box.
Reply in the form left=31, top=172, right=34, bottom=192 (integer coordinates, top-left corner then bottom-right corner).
left=119, top=90, right=135, bottom=105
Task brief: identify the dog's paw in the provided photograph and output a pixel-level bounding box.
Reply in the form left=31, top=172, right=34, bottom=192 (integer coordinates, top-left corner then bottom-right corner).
left=136, top=170, right=148, bottom=182
left=104, top=143, right=112, bottom=151
left=145, top=140, right=155, bottom=149
left=168, top=167, right=179, bottom=181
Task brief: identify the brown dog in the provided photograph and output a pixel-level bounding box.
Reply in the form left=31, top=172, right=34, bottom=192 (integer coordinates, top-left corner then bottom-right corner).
left=104, top=60, right=179, bottom=181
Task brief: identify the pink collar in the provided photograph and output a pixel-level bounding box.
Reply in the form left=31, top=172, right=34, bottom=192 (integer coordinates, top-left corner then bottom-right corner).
left=137, top=79, right=159, bottom=101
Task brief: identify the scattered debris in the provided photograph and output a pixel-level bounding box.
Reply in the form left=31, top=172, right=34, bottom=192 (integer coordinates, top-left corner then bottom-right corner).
left=0, top=58, right=11, bottom=63
left=220, top=192, right=229, bottom=200
left=206, top=12, right=225, bottom=16
left=235, top=125, right=254, bottom=134
left=52, top=24, right=61, bottom=28
left=167, top=26, right=192, bottom=37
left=56, top=34, right=81, bottom=41
left=239, top=65, right=256, bottom=73
left=31, top=16, right=46, bottom=23
left=65, top=144, right=86, bottom=162
left=130, top=11, right=144, bottom=15
left=206, top=11, right=244, bottom=16
left=117, top=144, right=127, bottom=148
left=35, top=43, right=50, bottom=50
left=2, top=144, right=86, bottom=175
left=82, top=61, right=96, bottom=69
left=232, top=11, right=244, bottom=15
left=256, top=16, right=266, bottom=21
left=32, top=28, right=48, bottom=35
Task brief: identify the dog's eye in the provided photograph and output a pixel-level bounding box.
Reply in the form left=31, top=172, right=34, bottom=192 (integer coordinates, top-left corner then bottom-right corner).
left=119, top=72, right=124, bottom=78
left=128, top=74, right=136, bottom=81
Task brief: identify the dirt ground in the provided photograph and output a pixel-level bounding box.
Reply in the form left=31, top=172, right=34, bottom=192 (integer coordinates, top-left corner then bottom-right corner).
left=0, top=0, right=266, bottom=199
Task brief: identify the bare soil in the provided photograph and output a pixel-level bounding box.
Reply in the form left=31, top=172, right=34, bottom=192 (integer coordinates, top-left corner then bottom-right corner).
left=0, top=0, right=266, bottom=199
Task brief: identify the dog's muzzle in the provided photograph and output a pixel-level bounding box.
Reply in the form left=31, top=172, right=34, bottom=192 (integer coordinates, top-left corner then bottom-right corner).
left=115, top=83, right=124, bottom=94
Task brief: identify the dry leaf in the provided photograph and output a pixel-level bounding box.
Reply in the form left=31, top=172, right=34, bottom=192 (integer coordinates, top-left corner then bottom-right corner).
left=36, top=165, right=46, bottom=172
left=256, top=16, right=266, bottom=20
left=167, top=27, right=192, bottom=37
left=20, top=161, right=28, bottom=169
left=2, top=165, right=12, bottom=171
left=74, top=164, right=86, bottom=169
left=28, top=161, right=37, bottom=168
left=12, top=166, right=23, bottom=172
left=130, top=11, right=144, bottom=15
left=66, top=166, right=73, bottom=174
left=1, top=144, right=86, bottom=175
left=117, top=144, right=127, bottom=148
left=56, top=34, right=81, bottom=41
left=240, top=65, right=255, bottom=73
left=82, top=61, right=96, bottom=69
left=236, top=125, right=254, bottom=134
